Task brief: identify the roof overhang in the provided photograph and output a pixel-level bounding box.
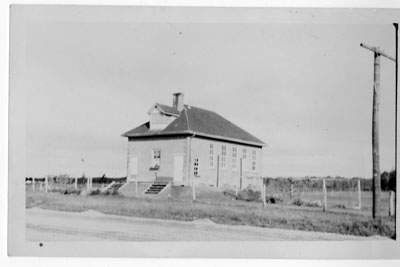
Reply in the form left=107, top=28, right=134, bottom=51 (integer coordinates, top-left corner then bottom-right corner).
left=124, top=130, right=266, bottom=148
left=123, top=130, right=192, bottom=138
left=192, top=132, right=266, bottom=148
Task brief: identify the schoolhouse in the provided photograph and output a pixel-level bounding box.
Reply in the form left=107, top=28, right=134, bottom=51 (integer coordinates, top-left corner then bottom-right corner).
left=122, top=93, right=265, bottom=192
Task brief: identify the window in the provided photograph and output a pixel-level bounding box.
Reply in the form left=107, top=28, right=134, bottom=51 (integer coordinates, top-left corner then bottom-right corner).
left=194, top=157, right=200, bottom=176
left=243, top=148, right=247, bottom=159
left=242, top=148, right=247, bottom=170
left=221, top=145, right=227, bottom=169
left=151, top=149, right=161, bottom=169
left=232, top=147, right=237, bottom=170
left=252, top=150, right=257, bottom=171
left=209, top=144, right=214, bottom=168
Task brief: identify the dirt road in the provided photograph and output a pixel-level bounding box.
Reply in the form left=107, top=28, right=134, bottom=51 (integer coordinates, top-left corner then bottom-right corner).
left=26, top=208, right=384, bottom=241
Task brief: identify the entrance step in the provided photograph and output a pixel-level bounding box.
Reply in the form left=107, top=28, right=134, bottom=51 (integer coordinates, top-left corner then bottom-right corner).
left=103, top=181, right=125, bottom=194
left=144, top=182, right=170, bottom=195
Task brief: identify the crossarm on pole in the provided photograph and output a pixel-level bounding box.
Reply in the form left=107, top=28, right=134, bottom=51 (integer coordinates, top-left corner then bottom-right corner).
left=360, top=43, right=396, bottom=62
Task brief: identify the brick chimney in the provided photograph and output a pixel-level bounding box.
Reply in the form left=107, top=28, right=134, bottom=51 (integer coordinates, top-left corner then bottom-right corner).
left=173, top=92, right=184, bottom=111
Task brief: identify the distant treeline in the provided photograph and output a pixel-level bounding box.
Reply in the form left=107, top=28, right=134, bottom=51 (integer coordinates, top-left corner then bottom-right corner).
left=263, top=169, right=396, bottom=192
left=25, top=174, right=127, bottom=184
left=26, top=170, right=396, bottom=192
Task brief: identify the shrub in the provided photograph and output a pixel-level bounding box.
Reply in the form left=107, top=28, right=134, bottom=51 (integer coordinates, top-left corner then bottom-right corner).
left=291, top=198, right=304, bottom=206
left=304, top=200, right=322, bottom=207
left=48, top=188, right=81, bottom=195
left=86, top=189, right=120, bottom=196
left=88, top=189, right=101, bottom=195
left=236, top=188, right=261, bottom=202
left=63, top=189, right=81, bottom=195
left=333, top=204, right=346, bottom=209
left=223, top=190, right=236, bottom=198
left=265, top=194, right=283, bottom=204
left=49, top=188, right=64, bottom=193
left=290, top=198, right=321, bottom=207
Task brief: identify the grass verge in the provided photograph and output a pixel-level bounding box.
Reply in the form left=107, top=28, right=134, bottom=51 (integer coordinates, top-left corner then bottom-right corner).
left=26, top=190, right=395, bottom=238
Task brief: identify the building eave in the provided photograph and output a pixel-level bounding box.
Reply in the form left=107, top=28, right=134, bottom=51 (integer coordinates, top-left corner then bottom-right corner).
left=191, top=132, right=266, bottom=148
left=124, top=130, right=193, bottom=138
left=124, top=129, right=266, bottom=147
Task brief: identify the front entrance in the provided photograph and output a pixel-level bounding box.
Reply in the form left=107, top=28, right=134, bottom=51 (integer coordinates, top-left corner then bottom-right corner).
left=173, top=154, right=184, bottom=183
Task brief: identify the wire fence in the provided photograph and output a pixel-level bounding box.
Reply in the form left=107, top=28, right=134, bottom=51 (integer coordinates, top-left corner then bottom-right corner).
left=262, top=177, right=395, bottom=215
left=25, top=176, right=126, bottom=193
left=25, top=175, right=395, bottom=216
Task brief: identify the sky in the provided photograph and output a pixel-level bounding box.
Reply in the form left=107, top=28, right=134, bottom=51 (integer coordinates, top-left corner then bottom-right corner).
left=22, top=8, right=397, bottom=178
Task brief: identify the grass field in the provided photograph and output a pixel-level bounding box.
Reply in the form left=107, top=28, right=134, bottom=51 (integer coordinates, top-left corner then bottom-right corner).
left=26, top=186, right=395, bottom=238
left=302, top=190, right=391, bottom=214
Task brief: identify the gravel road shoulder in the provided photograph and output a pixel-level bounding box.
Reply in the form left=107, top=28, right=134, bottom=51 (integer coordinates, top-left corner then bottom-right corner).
left=26, top=208, right=387, bottom=241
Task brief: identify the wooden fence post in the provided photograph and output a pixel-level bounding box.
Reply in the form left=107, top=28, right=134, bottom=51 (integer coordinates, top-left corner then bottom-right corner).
left=45, top=176, right=48, bottom=192
left=260, top=178, right=266, bottom=208
left=86, top=176, right=89, bottom=191
left=323, top=179, right=327, bottom=212
left=75, top=177, right=78, bottom=190
left=356, top=179, right=362, bottom=209
left=32, top=178, right=35, bottom=191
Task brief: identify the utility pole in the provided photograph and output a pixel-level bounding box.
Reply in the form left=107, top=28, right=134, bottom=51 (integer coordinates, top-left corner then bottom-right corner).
left=360, top=42, right=395, bottom=219
left=394, top=24, right=398, bottom=174
left=393, top=22, right=398, bottom=238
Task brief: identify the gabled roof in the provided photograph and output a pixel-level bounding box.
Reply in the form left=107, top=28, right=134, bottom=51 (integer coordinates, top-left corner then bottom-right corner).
left=147, top=103, right=180, bottom=116
left=122, top=104, right=265, bottom=147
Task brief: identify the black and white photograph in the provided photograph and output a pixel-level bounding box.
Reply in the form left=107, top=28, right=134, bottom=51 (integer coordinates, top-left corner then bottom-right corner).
left=6, top=3, right=400, bottom=259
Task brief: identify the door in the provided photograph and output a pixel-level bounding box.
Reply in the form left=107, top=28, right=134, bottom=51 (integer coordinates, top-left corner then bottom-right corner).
left=173, top=155, right=184, bottom=183
left=128, top=156, right=138, bottom=182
